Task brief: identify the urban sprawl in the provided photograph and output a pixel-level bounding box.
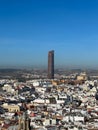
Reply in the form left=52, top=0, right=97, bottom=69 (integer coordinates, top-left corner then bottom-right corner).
left=0, top=51, right=98, bottom=130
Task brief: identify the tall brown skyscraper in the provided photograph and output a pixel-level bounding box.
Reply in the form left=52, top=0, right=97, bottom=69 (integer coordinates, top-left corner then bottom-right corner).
left=48, top=50, right=54, bottom=79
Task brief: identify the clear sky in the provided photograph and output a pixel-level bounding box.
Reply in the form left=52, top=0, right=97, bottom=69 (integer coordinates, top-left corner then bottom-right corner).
left=0, top=0, right=98, bottom=69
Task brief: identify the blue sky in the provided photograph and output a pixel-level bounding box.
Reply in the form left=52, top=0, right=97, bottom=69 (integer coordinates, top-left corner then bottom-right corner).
left=0, top=0, right=98, bottom=69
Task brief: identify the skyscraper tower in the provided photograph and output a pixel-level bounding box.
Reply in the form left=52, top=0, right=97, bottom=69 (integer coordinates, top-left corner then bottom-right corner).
left=48, top=50, right=54, bottom=79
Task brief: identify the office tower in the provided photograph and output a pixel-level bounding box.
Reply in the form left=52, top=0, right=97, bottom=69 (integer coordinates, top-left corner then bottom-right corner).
left=48, top=50, right=54, bottom=79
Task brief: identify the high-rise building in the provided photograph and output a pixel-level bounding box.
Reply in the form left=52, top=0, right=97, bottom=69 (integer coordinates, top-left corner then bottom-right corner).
left=48, top=50, right=54, bottom=79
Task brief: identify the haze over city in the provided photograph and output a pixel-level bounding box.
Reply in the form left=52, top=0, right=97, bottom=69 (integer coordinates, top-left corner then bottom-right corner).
left=0, top=0, right=98, bottom=69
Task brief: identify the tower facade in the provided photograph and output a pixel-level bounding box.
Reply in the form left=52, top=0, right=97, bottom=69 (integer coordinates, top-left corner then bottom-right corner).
left=48, top=50, right=54, bottom=79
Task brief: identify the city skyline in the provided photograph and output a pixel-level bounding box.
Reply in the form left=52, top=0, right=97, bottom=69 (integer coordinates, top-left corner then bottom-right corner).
left=0, top=0, right=98, bottom=69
